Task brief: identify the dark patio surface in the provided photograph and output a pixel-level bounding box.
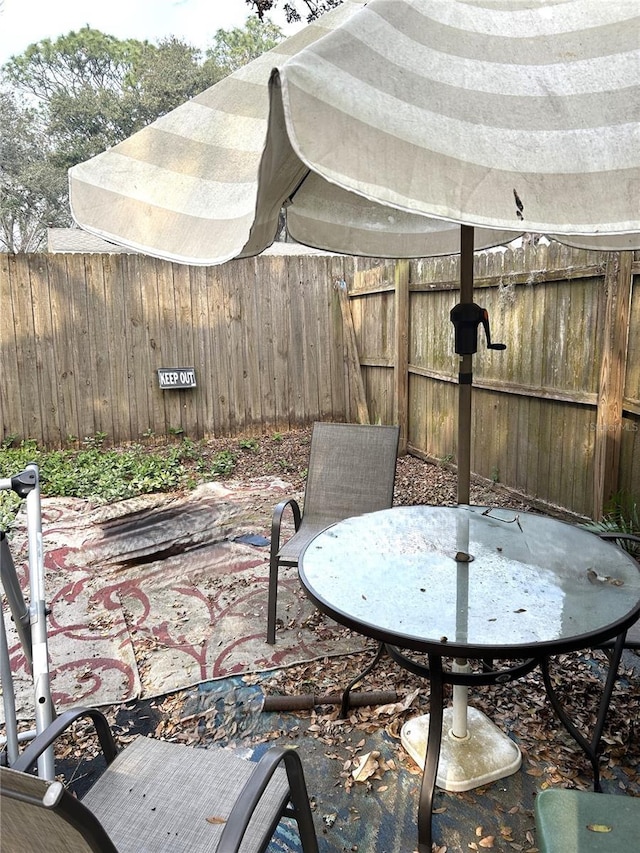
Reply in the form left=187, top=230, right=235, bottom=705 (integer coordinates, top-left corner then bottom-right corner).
left=61, top=646, right=640, bottom=853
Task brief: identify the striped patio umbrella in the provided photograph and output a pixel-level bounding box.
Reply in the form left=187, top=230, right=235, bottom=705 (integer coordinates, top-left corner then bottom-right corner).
left=69, top=0, right=640, bottom=265
left=69, top=0, right=640, bottom=503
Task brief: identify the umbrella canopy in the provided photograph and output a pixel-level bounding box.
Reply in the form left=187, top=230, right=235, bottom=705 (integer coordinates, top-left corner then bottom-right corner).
left=69, top=0, right=640, bottom=264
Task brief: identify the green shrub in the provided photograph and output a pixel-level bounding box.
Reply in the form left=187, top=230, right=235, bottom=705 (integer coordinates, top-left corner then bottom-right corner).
left=0, top=439, right=200, bottom=531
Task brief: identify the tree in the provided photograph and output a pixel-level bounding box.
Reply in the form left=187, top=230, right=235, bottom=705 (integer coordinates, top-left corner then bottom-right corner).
left=207, top=16, right=284, bottom=75
left=0, top=18, right=284, bottom=252
left=246, top=0, right=343, bottom=23
left=1, top=29, right=220, bottom=249
left=3, top=29, right=146, bottom=102
left=0, top=91, right=70, bottom=251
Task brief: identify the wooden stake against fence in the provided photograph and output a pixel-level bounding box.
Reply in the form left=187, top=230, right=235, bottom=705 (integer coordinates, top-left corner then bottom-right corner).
left=592, top=251, right=633, bottom=520
left=394, top=260, right=410, bottom=455
left=336, top=279, right=370, bottom=424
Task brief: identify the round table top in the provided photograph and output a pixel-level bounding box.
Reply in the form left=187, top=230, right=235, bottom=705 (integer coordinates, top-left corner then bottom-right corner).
left=299, top=505, right=640, bottom=657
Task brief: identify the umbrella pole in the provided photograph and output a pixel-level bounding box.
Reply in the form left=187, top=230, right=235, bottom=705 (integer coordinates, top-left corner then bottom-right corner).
left=453, top=226, right=473, bottom=733
left=457, top=225, right=474, bottom=506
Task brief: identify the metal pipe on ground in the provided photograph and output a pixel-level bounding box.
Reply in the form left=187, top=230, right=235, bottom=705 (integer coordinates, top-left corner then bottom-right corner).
left=262, top=691, right=398, bottom=712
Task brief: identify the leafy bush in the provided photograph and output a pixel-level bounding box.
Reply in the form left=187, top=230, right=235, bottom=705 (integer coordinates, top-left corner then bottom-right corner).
left=0, top=437, right=238, bottom=531
left=210, top=450, right=236, bottom=476
left=583, top=491, right=640, bottom=560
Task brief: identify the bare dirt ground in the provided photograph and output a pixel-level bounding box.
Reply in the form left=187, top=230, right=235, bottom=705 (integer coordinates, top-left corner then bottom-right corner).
left=195, top=425, right=537, bottom=512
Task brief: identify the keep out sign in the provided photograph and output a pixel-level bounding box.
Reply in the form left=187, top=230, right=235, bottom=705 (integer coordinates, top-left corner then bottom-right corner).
left=157, top=368, right=197, bottom=389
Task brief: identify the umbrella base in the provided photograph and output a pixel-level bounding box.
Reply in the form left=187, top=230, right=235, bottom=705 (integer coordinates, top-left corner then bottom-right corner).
left=401, top=706, right=521, bottom=792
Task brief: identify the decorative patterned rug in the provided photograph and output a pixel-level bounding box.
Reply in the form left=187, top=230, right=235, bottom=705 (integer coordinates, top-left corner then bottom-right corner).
left=2, top=479, right=365, bottom=720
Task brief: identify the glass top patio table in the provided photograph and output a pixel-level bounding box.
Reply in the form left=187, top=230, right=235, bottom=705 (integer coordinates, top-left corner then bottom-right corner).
left=299, top=505, right=640, bottom=658
left=299, top=505, right=640, bottom=853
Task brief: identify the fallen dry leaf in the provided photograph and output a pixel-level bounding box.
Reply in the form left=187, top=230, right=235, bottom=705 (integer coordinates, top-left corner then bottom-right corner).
left=352, top=751, right=380, bottom=782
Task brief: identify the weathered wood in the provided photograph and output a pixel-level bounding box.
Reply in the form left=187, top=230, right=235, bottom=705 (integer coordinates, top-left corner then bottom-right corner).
left=394, top=260, right=409, bottom=454
left=2, top=248, right=638, bottom=522
left=1, top=255, right=27, bottom=440
left=592, top=252, right=633, bottom=519
left=26, top=257, right=58, bottom=446
left=83, top=255, right=114, bottom=441
left=336, top=279, right=369, bottom=424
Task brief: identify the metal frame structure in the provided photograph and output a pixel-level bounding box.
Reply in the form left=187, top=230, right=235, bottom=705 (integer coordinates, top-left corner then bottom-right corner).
left=1, top=465, right=55, bottom=779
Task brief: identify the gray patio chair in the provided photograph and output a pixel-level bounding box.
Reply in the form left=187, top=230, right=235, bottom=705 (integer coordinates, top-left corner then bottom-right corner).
left=0, top=706, right=319, bottom=853
left=267, top=422, right=400, bottom=644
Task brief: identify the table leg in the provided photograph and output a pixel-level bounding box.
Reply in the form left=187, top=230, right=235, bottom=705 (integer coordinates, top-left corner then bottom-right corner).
left=417, top=654, right=444, bottom=853
left=540, top=631, right=627, bottom=791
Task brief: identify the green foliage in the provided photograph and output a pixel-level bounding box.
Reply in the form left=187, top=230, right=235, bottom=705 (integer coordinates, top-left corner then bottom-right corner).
left=237, top=437, right=259, bottom=451
left=206, top=16, right=283, bottom=74
left=0, top=90, right=70, bottom=251
left=583, top=492, right=640, bottom=560
left=0, top=439, right=213, bottom=531
left=1, top=27, right=224, bottom=249
left=209, top=450, right=236, bottom=476
left=2, top=28, right=145, bottom=100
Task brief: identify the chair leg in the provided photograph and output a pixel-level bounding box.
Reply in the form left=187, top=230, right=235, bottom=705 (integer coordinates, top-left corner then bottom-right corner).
left=267, top=555, right=279, bottom=645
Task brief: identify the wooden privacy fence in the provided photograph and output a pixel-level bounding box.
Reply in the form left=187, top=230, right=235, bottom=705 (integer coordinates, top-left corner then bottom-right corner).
left=0, top=252, right=371, bottom=447
left=349, top=243, right=639, bottom=519
left=1, top=245, right=638, bottom=519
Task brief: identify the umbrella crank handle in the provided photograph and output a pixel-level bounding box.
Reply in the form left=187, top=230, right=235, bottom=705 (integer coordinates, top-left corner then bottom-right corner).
left=480, top=309, right=506, bottom=351
left=450, top=303, right=506, bottom=355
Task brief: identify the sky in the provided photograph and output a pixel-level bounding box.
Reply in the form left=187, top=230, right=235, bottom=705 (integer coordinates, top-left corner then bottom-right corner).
left=0, top=0, right=303, bottom=66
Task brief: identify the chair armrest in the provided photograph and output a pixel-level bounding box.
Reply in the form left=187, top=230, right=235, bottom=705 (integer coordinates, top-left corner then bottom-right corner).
left=11, top=707, right=118, bottom=773
left=270, top=498, right=302, bottom=558
left=217, top=746, right=318, bottom=853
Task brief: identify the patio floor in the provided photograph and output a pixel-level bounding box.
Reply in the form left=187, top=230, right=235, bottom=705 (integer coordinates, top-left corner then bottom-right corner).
left=60, top=647, right=640, bottom=853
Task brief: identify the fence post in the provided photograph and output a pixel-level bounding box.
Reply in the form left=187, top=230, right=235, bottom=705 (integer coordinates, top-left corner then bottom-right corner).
left=592, top=251, right=633, bottom=520
left=394, top=260, right=410, bottom=455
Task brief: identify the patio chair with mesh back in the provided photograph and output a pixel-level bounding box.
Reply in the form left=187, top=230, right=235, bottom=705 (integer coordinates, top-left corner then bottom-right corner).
left=267, top=422, right=400, bottom=644
left=0, top=706, right=319, bottom=853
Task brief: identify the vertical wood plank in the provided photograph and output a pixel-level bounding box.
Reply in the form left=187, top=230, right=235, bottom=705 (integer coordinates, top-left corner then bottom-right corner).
left=47, top=255, right=80, bottom=445
left=339, top=280, right=369, bottom=424
left=191, top=264, right=213, bottom=437
left=394, top=260, right=409, bottom=453
left=1, top=255, right=27, bottom=441
left=143, top=259, right=168, bottom=437
left=27, top=257, right=59, bottom=446
left=592, top=252, right=633, bottom=519
left=98, top=256, right=128, bottom=444
left=172, top=262, right=198, bottom=438
left=268, top=256, right=291, bottom=432
left=83, top=255, right=114, bottom=441
left=65, top=253, right=96, bottom=442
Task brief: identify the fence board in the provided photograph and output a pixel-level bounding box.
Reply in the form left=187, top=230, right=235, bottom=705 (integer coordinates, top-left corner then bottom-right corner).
left=1, top=255, right=27, bottom=440
left=47, top=256, right=80, bottom=444
left=83, top=255, right=113, bottom=440
left=27, top=258, right=59, bottom=446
